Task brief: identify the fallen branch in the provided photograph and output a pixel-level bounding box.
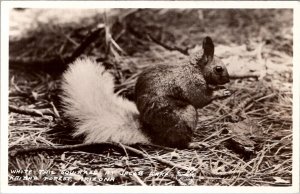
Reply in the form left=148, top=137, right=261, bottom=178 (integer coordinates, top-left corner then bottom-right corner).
left=9, top=143, right=113, bottom=157
left=201, top=168, right=246, bottom=177
left=9, top=26, right=105, bottom=74
left=9, top=105, right=57, bottom=118
left=146, top=33, right=189, bottom=56
left=9, top=57, right=67, bottom=74
left=120, top=144, right=191, bottom=171
left=70, top=26, right=105, bottom=60
left=9, top=10, right=141, bottom=74
left=126, top=24, right=189, bottom=56
left=229, top=74, right=259, bottom=80
left=9, top=91, right=30, bottom=98
left=9, top=142, right=191, bottom=172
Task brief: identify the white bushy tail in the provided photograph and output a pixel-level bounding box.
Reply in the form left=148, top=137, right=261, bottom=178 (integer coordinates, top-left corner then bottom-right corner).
left=61, top=58, right=150, bottom=144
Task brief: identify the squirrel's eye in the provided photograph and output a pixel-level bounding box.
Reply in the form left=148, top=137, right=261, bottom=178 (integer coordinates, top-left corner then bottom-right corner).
left=215, top=66, right=223, bottom=73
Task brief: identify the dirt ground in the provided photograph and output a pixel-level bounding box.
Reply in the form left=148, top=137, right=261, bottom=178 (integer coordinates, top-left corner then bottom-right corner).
left=8, top=8, right=293, bottom=186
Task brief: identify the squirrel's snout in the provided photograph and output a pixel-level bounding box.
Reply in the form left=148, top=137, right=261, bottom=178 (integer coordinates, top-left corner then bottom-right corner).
left=222, top=73, right=230, bottom=84
left=218, top=77, right=230, bottom=85
left=217, top=72, right=230, bottom=85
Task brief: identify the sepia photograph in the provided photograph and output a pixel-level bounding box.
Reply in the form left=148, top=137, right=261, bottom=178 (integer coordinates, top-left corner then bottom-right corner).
left=1, top=1, right=299, bottom=193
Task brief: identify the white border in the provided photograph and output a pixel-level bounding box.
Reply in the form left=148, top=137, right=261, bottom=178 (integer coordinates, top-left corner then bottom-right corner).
left=0, top=0, right=299, bottom=9
left=1, top=1, right=299, bottom=193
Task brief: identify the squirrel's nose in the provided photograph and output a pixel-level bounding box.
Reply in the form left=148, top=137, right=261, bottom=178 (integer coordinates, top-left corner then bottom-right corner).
left=215, top=66, right=223, bottom=73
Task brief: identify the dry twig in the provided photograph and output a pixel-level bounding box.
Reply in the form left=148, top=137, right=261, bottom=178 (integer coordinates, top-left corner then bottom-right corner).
left=230, top=92, right=266, bottom=122
left=146, top=33, right=189, bottom=56
left=229, top=74, right=259, bottom=80
left=9, top=105, right=56, bottom=118
left=126, top=24, right=189, bottom=56
left=70, top=26, right=105, bottom=61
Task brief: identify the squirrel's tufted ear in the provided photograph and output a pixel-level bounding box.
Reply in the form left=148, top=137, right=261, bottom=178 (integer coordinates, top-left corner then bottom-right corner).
left=202, top=36, right=214, bottom=62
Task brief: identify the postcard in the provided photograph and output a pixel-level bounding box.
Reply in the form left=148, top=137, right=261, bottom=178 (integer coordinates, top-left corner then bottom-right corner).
left=1, top=1, right=299, bottom=193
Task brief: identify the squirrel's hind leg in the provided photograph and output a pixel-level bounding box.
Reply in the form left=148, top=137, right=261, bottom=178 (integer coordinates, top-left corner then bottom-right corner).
left=138, top=97, right=197, bottom=148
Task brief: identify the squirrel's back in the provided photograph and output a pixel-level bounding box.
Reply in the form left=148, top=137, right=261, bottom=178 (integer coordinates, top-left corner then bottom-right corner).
left=60, top=58, right=149, bottom=144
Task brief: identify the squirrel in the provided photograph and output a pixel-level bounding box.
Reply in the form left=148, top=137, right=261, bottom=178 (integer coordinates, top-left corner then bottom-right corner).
left=60, top=36, right=231, bottom=148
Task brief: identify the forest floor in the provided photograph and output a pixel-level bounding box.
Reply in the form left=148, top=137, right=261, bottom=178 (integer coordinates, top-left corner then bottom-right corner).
left=8, top=8, right=293, bottom=186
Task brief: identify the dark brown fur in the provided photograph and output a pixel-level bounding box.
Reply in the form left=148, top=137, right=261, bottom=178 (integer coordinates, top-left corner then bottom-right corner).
left=135, top=37, right=231, bottom=148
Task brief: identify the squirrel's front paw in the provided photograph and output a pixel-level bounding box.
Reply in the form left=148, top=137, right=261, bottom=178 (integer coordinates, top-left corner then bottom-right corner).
left=212, top=89, right=233, bottom=100
left=223, top=89, right=232, bottom=97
